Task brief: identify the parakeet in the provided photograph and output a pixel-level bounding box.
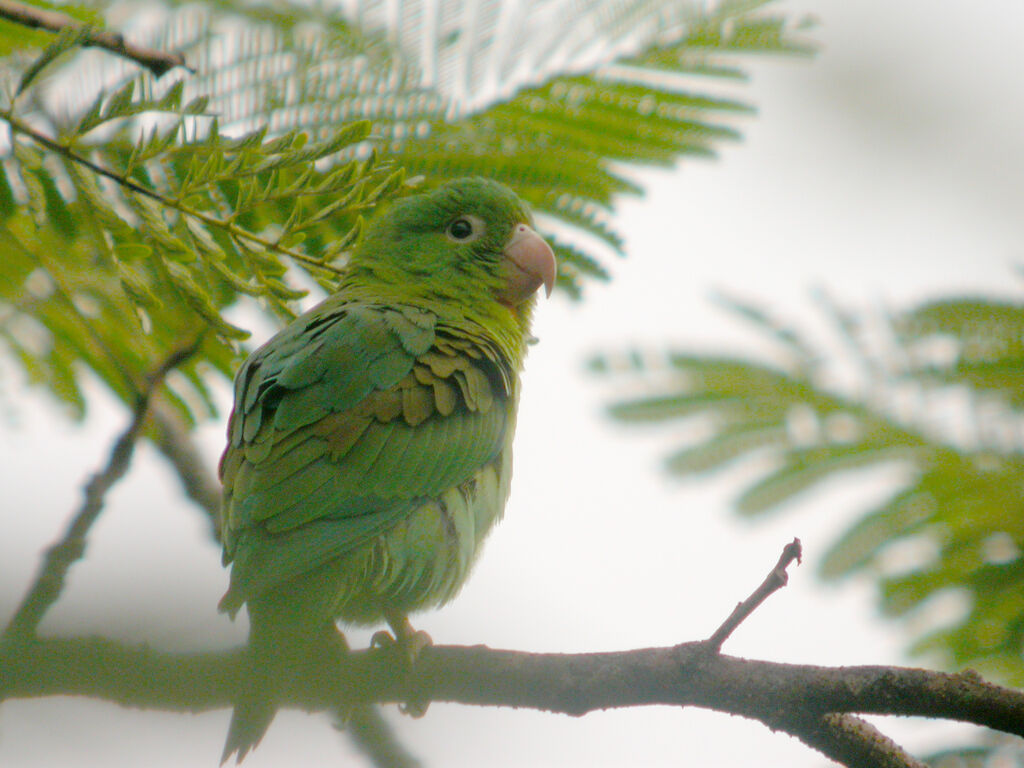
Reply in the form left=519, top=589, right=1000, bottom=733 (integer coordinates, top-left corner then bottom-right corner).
left=217, top=177, right=556, bottom=761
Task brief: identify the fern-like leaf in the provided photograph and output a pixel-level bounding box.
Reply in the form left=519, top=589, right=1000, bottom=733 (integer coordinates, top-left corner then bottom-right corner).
left=598, top=290, right=1024, bottom=683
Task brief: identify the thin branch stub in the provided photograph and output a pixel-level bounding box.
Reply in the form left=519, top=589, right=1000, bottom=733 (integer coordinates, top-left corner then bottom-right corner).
left=706, top=537, right=802, bottom=651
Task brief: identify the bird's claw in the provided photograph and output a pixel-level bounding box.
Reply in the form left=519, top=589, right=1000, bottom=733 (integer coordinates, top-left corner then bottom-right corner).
left=399, top=698, right=430, bottom=718
left=376, top=613, right=433, bottom=717
left=401, top=629, right=433, bottom=666
left=370, top=630, right=397, bottom=649
left=372, top=627, right=433, bottom=665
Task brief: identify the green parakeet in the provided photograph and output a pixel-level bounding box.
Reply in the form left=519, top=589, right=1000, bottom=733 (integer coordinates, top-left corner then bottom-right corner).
left=217, top=177, right=556, bottom=761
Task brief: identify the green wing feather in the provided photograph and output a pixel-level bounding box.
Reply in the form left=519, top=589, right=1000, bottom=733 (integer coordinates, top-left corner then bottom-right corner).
left=218, top=298, right=513, bottom=616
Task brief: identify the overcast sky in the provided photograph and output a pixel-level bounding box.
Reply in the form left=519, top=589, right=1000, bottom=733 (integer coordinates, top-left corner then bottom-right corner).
left=3, top=1, right=1023, bottom=766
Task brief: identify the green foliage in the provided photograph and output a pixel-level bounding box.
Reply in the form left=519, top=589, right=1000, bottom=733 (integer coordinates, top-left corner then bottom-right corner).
left=0, top=0, right=810, bottom=423
left=0, top=76, right=397, bottom=420
left=898, top=298, right=1024, bottom=406
left=596, top=292, right=1024, bottom=683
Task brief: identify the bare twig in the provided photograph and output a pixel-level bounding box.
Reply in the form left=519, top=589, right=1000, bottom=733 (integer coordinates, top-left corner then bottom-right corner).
left=2, top=342, right=202, bottom=643
left=0, top=0, right=189, bottom=76
left=706, top=537, right=802, bottom=651
left=148, top=397, right=222, bottom=532
left=344, top=706, right=423, bottom=768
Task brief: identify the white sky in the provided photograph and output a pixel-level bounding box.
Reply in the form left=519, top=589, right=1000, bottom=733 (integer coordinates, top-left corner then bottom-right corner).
left=3, top=0, right=1024, bottom=766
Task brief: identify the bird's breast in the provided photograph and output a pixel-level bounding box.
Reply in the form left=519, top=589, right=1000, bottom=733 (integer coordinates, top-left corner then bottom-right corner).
left=326, top=448, right=513, bottom=625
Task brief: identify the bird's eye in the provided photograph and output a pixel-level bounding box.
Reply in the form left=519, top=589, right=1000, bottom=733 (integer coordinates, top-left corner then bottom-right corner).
left=447, top=218, right=474, bottom=240
left=445, top=215, right=484, bottom=242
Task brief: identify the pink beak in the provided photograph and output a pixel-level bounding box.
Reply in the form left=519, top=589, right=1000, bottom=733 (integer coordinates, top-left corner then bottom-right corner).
left=498, top=223, right=557, bottom=306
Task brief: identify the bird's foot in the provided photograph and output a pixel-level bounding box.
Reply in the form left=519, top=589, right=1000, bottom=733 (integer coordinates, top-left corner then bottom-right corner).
left=370, top=628, right=432, bottom=657
left=372, top=612, right=433, bottom=717
left=372, top=614, right=432, bottom=663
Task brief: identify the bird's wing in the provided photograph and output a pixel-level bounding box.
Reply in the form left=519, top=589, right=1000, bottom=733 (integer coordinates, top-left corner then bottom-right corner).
left=218, top=299, right=511, bottom=613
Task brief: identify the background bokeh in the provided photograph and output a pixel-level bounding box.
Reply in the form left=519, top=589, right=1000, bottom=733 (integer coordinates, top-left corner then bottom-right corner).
left=2, top=0, right=1022, bottom=765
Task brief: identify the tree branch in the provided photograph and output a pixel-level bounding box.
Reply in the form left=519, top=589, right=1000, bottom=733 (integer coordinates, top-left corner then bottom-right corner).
left=10, top=539, right=1002, bottom=767
left=3, top=636, right=1022, bottom=764
left=0, top=0, right=188, bottom=77
left=696, top=537, right=928, bottom=766
left=2, top=341, right=202, bottom=643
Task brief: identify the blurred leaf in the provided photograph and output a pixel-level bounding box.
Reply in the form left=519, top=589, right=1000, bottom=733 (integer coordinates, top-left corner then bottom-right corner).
left=598, top=291, right=1024, bottom=683
left=15, top=23, right=91, bottom=94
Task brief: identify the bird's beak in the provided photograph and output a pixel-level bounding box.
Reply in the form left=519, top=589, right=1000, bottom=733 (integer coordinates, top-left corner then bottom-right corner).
left=497, top=223, right=557, bottom=306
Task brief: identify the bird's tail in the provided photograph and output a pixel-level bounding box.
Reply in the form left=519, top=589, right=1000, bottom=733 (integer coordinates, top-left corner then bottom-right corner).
left=221, top=688, right=276, bottom=764
left=219, top=591, right=287, bottom=764
left=220, top=588, right=344, bottom=763
left=221, top=621, right=287, bottom=765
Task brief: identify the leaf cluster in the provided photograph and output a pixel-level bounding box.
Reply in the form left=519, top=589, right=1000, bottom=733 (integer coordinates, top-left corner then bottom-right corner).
left=389, top=2, right=812, bottom=295
left=595, top=292, right=1024, bottom=683
left=1, top=54, right=402, bottom=421
left=0, top=0, right=811, bottom=422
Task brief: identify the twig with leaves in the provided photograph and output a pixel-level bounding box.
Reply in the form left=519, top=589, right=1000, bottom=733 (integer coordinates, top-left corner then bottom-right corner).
left=598, top=292, right=1024, bottom=690
left=0, top=110, right=371, bottom=280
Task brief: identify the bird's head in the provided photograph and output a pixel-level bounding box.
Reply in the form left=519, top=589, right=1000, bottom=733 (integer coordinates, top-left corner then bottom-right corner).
left=343, top=177, right=556, bottom=329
